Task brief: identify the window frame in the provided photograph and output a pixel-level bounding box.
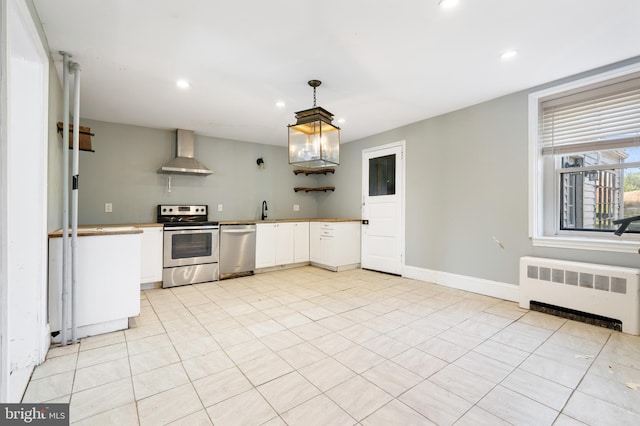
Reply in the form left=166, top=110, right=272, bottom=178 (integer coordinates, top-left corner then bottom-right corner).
left=528, top=62, right=640, bottom=253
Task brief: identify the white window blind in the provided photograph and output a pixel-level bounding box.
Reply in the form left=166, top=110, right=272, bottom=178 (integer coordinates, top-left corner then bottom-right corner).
left=541, top=74, right=640, bottom=155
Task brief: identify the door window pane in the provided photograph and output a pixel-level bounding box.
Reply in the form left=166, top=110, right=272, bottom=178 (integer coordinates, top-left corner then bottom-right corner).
left=369, top=154, right=396, bottom=196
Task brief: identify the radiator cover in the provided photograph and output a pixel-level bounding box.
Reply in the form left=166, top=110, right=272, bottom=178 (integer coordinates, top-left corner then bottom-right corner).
left=519, top=256, right=640, bottom=335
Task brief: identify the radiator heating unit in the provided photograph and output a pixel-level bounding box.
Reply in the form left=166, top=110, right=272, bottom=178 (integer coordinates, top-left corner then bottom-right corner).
left=519, top=256, right=640, bottom=335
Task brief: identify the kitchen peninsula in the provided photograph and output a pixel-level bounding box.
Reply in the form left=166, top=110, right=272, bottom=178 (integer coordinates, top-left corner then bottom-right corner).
left=48, top=226, right=143, bottom=341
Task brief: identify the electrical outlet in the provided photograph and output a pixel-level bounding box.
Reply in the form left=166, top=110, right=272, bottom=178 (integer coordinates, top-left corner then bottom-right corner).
left=217, top=204, right=223, bottom=212
left=293, top=204, right=300, bottom=212
left=105, top=203, right=113, bottom=213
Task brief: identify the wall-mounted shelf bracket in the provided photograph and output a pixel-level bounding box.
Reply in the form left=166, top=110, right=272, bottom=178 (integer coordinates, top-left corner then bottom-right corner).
left=294, top=186, right=335, bottom=193
left=293, top=168, right=335, bottom=176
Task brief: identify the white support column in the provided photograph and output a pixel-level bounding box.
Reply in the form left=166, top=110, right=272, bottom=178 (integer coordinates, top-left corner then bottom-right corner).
left=71, top=62, right=81, bottom=345
left=60, top=51, right=70, bottom=346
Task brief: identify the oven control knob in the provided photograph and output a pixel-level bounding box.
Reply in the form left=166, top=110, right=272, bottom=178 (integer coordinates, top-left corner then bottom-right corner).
left=169, top=208, right=173, bottom=212
left=162, top=208, right=167, bottom=212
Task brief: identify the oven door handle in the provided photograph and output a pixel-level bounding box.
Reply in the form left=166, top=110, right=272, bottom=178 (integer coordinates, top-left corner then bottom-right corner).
left=165, top=226, right=219, bottom=231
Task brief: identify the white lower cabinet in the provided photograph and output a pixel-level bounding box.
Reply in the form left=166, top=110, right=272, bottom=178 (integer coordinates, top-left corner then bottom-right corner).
left=255, top=223, right=276, bottom=268
left=49, top=232, right=141, bottom=340
left=256, top=220, right=357, bottom=271
left=140, top=226, right=163, bottom=284
left=310, top=221, right=360, bottom=271
left=256, top=222, right=309, bottom=269
left=293, top=222, right=309, bottom=263
left=275, top=223, right=295, bottom=265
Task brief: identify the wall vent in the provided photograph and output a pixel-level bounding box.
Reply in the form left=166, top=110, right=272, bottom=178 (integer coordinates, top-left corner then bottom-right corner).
left=519, top=257, right=640, bottom=335
left=530, top=301, right=622, bottom=332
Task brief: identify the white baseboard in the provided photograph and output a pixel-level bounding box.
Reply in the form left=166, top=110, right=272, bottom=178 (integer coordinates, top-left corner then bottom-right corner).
left=140, top=281, right=162, bottom=291
left=52, top=318, right=129, bottom=344
left=402, top=265, right=518, bottom=302
left=255, top=261, right=310, bottom=274
left=9, top=366, right=33, bottom=402
left=311, top=262, right=360, bottom=272
left=7, top=325, right=50, bottom=403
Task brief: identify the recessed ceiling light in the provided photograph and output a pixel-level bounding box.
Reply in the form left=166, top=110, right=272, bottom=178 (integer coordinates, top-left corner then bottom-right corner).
left=500, top=49, right=519, bottom=60
left=275, top=101, right=286, bottom=108
left=439, top=0, right=459, bottom=9
left=337, top=118, right=346, bottom=124
left=176, top=79, right=190, bottom=89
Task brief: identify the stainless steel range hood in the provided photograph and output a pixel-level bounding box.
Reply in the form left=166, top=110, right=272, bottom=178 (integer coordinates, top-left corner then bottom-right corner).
left=158, top=129, right=213, bottom=176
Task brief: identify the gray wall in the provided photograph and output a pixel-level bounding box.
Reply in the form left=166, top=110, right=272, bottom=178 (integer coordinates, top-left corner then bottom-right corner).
left=320, top=63, right=640, bottom=286
left=319, top=92, right=532, bottom=285
left=75, top=119, right=321, bottom=224
left=47, top=60, right=63, bottom=232
left=48, top=58, right=640, bottom=288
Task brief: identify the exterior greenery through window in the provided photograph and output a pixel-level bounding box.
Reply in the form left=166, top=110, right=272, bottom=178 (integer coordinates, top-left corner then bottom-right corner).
left=559, top=152, right=640, bottom=232
left=537, top=70, right=640, bottom=236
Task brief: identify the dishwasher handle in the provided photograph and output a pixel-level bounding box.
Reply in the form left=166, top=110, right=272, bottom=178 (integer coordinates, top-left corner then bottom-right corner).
left=221, top=228, right=256, bottom=234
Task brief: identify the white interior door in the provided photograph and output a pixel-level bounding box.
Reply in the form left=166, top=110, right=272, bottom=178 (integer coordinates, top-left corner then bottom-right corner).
left=361, top=141, right=405, bottom=275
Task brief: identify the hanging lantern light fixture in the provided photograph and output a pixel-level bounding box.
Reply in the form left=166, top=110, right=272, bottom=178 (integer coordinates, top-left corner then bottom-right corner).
left=288, top=80, right=340, bottom=167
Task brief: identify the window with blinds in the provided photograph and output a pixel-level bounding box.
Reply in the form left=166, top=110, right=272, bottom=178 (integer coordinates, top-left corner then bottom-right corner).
left=540, top=73, right=640, bottom=155
left=538, top=71, right=640, bottom=234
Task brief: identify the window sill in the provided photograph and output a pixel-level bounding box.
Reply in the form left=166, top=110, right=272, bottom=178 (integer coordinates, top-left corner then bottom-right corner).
left=532, top=236, right=640, bottom=254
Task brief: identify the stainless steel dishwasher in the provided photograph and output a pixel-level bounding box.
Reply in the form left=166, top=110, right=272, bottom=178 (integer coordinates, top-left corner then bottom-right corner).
left=219, top=224, right=256, bottom=279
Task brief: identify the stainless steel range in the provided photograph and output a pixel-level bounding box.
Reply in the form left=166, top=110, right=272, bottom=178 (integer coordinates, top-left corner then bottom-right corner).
left=157, top=204, right=219, bottom=288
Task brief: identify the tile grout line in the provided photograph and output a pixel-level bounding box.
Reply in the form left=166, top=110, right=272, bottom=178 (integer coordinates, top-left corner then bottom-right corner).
left=465, top=317, right=562, bottom=425
left=137, top=288, right=204, bottom=424
left=457, top=314, right=614, bottom=425
left=124, top=318, right=142, bottom=426
left=172, top=281, right=291, bottom=424
left=553, top=331, right=614, bottom=422
left=29, top=267, right=640, bottom=425
left=383, top=308, right=520, bottom=425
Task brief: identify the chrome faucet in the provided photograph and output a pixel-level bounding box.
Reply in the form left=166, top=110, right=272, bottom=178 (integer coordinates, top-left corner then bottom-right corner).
left=261, top=200, right=268, bottom=220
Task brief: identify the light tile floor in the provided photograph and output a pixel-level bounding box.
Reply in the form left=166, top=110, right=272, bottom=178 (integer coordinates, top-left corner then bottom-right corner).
left=22, top=266, right=640, bottom=425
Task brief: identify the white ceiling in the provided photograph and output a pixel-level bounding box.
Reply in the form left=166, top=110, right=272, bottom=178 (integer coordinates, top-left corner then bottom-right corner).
left=33, top=0, right=640, bottom=146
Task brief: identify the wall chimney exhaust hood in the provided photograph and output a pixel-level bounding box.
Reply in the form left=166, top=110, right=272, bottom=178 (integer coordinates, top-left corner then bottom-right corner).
left=158, top=129, right=213, bottom=176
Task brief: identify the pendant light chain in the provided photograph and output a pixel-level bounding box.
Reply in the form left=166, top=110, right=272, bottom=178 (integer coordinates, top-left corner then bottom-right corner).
left=308, top=79, right=321, bottom=107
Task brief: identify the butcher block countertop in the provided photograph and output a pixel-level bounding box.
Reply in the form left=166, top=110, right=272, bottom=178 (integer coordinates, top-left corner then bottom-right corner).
left=219, top=218, right=361, bottom=225
left=48, top=219, right=360, bottom=237
left=307, top=218, right=361, bottom=222
left=48, top=224, right=158, bottom=238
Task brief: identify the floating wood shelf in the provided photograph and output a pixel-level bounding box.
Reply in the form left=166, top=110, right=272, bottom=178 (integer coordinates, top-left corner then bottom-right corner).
left=56, top=122, right=95, bottom=152
left=293, top=168, right=335, bottom=176
left=294, top=186, right=335, bottom=193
